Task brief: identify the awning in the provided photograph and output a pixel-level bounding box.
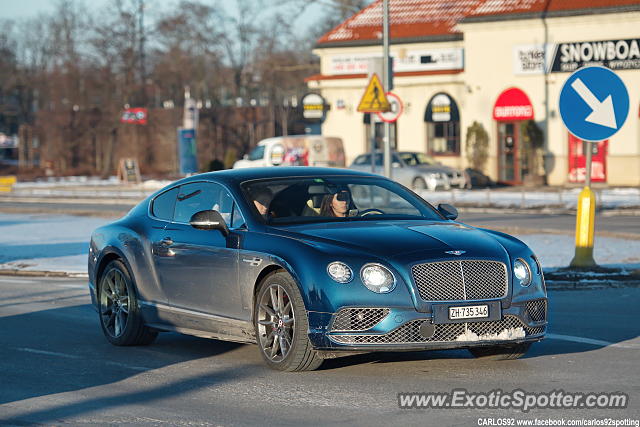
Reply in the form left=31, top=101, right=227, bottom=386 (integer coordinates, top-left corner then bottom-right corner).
left=424, top=92, right=459, bottom=122
left=493, top=87, right=534, bottom=121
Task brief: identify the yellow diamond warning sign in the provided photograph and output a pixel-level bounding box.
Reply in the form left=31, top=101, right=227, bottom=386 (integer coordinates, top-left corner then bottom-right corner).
left=357, top=74, right=391, bottom=113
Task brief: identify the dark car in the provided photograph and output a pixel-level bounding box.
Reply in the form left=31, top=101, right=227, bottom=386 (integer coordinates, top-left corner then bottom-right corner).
left=88, top=167, right=547, bottom=371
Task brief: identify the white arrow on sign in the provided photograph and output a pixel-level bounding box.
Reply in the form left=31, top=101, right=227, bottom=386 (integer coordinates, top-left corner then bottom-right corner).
left=570, top=78, right=617, bottom=129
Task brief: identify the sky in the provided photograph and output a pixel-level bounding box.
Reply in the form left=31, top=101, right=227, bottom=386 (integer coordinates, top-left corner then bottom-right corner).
left=0, top=0, right=331, bottom=34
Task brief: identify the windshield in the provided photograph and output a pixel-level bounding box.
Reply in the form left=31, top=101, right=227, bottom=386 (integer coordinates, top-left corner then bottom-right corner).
left=248, top=145, right=266, bottom=161
left=241, top=176, right=442, bottom=225
left=399, top=152, right=436, bottom=166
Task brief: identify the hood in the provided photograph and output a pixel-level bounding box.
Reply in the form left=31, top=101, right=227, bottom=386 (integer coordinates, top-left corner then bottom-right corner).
left=272, top=220, right=509, bottom=262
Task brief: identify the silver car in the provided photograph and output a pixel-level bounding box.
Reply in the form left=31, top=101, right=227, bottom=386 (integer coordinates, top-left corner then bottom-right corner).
left=349, top=151, right=468, bottom=191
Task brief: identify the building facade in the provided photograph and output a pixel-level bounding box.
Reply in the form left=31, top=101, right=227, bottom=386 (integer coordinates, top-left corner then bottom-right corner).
left=307, top=0, right=640, bottom=186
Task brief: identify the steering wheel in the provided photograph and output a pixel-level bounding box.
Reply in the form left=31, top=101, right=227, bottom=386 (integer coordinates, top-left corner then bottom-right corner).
left=358, top=208, right=385, bottom=216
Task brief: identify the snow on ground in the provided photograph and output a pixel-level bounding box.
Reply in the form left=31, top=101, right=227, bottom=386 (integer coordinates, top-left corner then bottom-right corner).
left=422, top=187, right=640, bottom=209
left=0, top=213, right=638, bottom=275
left=0, top=213, right=111, bottom=274
left=514, top=233, right=640, bottom=269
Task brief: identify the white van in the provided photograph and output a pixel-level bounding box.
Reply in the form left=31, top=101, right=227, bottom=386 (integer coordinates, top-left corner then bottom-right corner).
left=233, top=135, right=346, bottom=169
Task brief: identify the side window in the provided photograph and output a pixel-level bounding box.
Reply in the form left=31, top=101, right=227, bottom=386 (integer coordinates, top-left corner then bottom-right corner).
left=353, top=154, right=369, bottom=165
left=231, top=203, right=246, bottom=229
left=174, top=182, right=220, bottom=223
left=213, top=187, right=234, bottom=225
left=152, top=187, right=179, bottom=221
left=173, top=182, right=236, bottom=225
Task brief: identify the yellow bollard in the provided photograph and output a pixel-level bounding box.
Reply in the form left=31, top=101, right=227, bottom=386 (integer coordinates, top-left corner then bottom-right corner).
left=569, top=186, right=596, bottom=267
left=0, top=175, right=17, bottom=192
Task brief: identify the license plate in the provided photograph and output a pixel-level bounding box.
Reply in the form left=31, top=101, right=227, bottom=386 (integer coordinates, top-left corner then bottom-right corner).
left=449, top=305, right=489, bottom=320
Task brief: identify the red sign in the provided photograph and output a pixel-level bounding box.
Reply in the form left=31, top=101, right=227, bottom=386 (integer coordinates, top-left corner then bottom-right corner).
left=493, top=88, right=534, bottom=121
left=568, top=133, right=608, bottom=183
left=121, top=108, right=148, bottom=125
left=376, top=92, right=403, bottom=123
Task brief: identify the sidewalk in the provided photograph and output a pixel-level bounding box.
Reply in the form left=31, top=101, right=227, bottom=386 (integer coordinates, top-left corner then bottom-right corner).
left=0, top=213, right=638, bottom=281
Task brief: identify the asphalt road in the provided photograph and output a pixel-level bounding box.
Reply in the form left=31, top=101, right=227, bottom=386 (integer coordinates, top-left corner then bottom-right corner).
left=0, top=276, right=638, bottom=426
left=1, top=199, right=639, bottom=237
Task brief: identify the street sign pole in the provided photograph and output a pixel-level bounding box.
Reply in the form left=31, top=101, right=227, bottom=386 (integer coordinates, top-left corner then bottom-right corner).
left=570, top=142, right=596, bottom=267
left=559, top=66, right=629, bottom=268
left=382, top=0, right=392, bottom=179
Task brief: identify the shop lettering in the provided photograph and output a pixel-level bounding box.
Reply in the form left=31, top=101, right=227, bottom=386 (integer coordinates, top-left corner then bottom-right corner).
left=551, top=38, right=640, bottom=72
left=494, top=106, right=533, bottom=119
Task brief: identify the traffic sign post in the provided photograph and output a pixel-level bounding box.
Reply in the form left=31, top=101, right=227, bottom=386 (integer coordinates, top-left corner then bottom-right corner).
left=376, top=92, right=403, bottom=123
left=357, top=74, right=391, bottom=113
left=559, top=66, right=629, bottom=268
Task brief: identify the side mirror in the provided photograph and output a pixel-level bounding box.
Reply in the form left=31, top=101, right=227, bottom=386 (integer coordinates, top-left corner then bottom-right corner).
left=437, top=203, right=458, bottom=220
left=392, top=161, right=402, bottom=168
left=243, top=154, right=249, bottom=160
left=189, top=210, right=229, bottom=236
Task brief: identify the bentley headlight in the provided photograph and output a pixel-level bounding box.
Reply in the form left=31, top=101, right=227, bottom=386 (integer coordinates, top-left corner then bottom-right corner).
left=514, top=258, right=532, bottom=287
left=360, top=263, right=395, bottom=293
left=327, top=261, right=353, bottom=284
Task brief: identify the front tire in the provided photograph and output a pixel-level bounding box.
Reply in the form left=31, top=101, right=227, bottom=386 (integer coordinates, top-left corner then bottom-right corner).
left=468, top=342, right=532, bottom=360
left=254, top=271, right=322, bottom=371
left=98, top=259, right=157, bottom=346
left=412, top=177, right=427, bottom=191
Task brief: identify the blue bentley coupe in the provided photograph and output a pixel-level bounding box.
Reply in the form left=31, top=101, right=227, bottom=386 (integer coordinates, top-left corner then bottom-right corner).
left=88, top=167, right=547, bottom=371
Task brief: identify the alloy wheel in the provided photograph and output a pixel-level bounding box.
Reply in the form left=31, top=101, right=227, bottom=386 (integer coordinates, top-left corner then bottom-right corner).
left=257, top=284, right=295, bottom=363
left=100, top=268, right=130, bottom=338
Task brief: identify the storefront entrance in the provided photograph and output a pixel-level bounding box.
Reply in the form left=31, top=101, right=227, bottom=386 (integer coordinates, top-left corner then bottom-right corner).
left=497, top=122, right=520, bottom=183
left=493, top=87, right=534, bottom=185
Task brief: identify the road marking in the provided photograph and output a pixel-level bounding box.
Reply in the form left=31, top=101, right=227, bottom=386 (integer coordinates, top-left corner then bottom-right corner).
left=58, top=284, right=87, bottom=289
left=546, top=333, right=640, bottom=349
left=15, top=347, right=82, bottom=359
left=103, top=361, right=150, bottom=372
left=0, top=278, right=38, bottom=284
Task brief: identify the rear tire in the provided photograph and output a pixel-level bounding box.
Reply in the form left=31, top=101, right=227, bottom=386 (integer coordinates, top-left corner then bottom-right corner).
left=98, top=259, right=157, bottom=346
left=468, top=342, right=531, bottom=360
left=254, top=271, right=323, bottom=372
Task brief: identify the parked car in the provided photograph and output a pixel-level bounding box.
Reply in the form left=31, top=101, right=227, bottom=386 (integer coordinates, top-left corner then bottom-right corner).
left=465, top=167, right=496, bottom=188
left=233, top=135, right=346, bottom=169
left=349, top=151, right=468, bottom=191
left=89, top=167, right=547, bottom=371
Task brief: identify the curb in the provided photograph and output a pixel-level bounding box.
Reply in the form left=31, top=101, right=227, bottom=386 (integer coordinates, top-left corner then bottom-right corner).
left=0, top=269, right=88, bottom=279
left=546, top=280, right=640, bottom=290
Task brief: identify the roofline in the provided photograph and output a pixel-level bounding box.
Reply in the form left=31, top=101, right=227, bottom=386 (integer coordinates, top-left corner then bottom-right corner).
left=305, top=69, right=464, bottom=82
left=314, top=33, right=463, bottom=49
left=460, top=4, right=640, bottom=24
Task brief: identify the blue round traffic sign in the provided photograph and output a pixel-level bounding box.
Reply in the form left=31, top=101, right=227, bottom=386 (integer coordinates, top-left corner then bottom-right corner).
left=559, top=66, right=629, bottom=142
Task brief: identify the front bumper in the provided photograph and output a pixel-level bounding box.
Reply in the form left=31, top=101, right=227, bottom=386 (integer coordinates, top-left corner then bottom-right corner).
left=308, top=299, right=547, bottom=352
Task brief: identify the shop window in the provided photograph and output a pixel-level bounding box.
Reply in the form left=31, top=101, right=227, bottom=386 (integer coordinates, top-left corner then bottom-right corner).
left=424, top=92, right=460, bottom=156
left=427, top=121, right=460, bottom=155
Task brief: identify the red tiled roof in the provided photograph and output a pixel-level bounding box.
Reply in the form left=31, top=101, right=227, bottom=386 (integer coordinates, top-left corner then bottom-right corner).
left=467, top=0, right=640, bottom=18
left=317, top=0, right=483, bottom=45
left=316, top=0, right=640, bottom=46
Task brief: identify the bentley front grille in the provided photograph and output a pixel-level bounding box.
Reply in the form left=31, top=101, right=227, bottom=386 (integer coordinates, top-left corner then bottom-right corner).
left=411, top=260, right=508, bottom=301
left=330, top=308, right=390, bottom=332
left=526, top=299, right=547, bottom=322
left=329, top=315, right=544, bottom=345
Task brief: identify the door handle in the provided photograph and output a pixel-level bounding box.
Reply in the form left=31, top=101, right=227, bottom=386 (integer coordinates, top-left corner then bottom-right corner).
left=160, top=237, right=174, bottom=246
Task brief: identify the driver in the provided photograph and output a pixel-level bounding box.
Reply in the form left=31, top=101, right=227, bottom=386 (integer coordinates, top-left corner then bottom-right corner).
left=251, top=187, right=273, bottom=217
left=320, top=188, right=351, bottom=217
